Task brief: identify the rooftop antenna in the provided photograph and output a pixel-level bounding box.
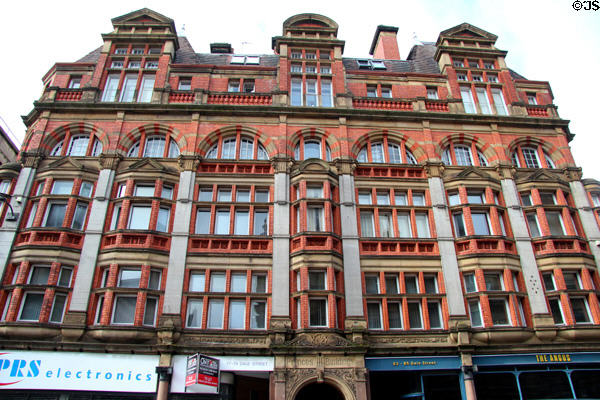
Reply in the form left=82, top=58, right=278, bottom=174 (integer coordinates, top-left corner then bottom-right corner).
left=240, top=41, right=251, bottom=54
left=412, top=32, right=423, bottom=46
left=180, top=24, right=186, bottom=35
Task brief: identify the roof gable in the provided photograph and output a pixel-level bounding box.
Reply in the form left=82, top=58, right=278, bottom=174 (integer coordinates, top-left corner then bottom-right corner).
left=111, top=8, right=173, bottom=25
left=439, top=23, right=497, bottom=41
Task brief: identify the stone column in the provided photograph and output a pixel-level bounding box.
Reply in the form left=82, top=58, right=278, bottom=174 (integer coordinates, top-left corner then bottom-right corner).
left=0, top=154, right=40, bottom=279
left=498, top=166, right=552, bottom=327
left=65, top=155, right=120, bottom=327
left=567, top=169, right=600, bottom=269
left=160, top=156, right=198, bottom=328
left=426, top=163, right=467, bottom=323
left=336, top=160, right=365, bottom=330
left=270, top=158, right=291, bottom=335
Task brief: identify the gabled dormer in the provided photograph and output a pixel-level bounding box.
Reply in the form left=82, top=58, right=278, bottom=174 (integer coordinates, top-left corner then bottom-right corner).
left=434, top=23, right=508, bottom=74
left=103, top=8, right=178, bottom=42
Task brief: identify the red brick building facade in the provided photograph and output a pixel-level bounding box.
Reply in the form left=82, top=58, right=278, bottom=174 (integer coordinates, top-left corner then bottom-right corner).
left=0, top=8, right=599, bottom=400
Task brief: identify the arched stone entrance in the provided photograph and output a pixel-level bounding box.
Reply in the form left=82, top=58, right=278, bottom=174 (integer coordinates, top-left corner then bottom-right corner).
left=295, top=382, right=345, bottom=400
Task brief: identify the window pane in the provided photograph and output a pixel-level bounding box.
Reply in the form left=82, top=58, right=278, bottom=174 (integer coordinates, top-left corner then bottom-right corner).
left=143, top=297, right=157, bottom=325
left=134, top=185, right=154, bottom=197
left=475, top=373, right=519, bottom=400
left=448, top=193, right=460, bottom=206
left=395, top=192, right=407, bottom=205
left=526, top=213, right=541, bottom=237
left=307, top=186, right=323, bottom=198
left=306, top=80, right=318, bottom=106
left=207, top=299, right=224, bottom=329
left=571, top=297, right=590, bottom=323
left=367, top=303, right=382, bottom=329
left=222, top=139, right=236, bottom=159
left=489, top=299, right=509, bottom=325
left=365, top=275, right=379, bottom=294
left=45, top=203, right=67, bottom=228
left=240, top=138, right=254, bottom=159
left=195, top=209, right=211, bottom=234
left=388, top=302, right=402, bottom=329
left=19, top=293, right=44, bottom=321
left=186, top=302, right=205, bottom=327
left=210, top=273, right=226, bottom=292
left=412, top=193, right=425, bottom=206
left=321, top=80, right=332, bottom=107
left=255, top=190, right=269, bottom=202
left=388, top=144, right=402, bottom=163
left=148, top=270, right=161, bottom=290
left=215, top=210, right=230, bottom=234
left=563, top=272, right=580, bottom=290
left=119, top=269, right=141, bottom=288
left=129, top=206, right=151, bottom=229
left=360, top=211, right=374, bottom=237
left=252, top=274, right=267, bottom=293
left=371, top=143, right=384, bottom=163
left=397, top=213, right=412, bottom=238
left=379, top=213, right=393, bottom=237
left=307, top=207, right=323, bottom=231
left=519, top=371, right=573, bottom=399
left=309, top=299, right=327, bottom=326
left=304, top=141, right=320, bottom=159
left=542, top=273, right=555, bottom=291
left=454, top=145, right=473, bottom=166
left=424, top=275, right=437, bottom=293
left=546, top=211, right=564, bottom=235
left=49, top=294, right=67, bottom=323
left=549, top=299, right=563, bottom=324
left=415, top=213, right=430, bottom=238
left=572, top=370, right=600, bottom=398
left=189, top=272, right=205, bottom=292
left=138, top=76, right=155, bottom=103
left=453, top=213, right=466, bottom=237
left=405, top=275, right=418, bottom=294
left=358, top=191, right=372, bottom=204
left=254, top=210, right=269, bottom=235
left=464, top=274, right=477, bottom=292
left=539, top=192, right=555, bottom=205
left=234, top=210, right=249, bottom=235
left=68, top=136, right=89, bottom=156
left=385, top=275, right=398, bottom=294
left=29, top=266, right=51, bottom=285
left=199, top=188, right=213, bottom=201
left=522, top=148, right=540, bottom=168
left=291, top=78, right=302, bottom=106
left=57, top=268, right=72, bottom=287
left=101, top=75, right=120, bottom=102
left=427, top=302, right=442, bottom=328
left=113, top=296, right=136, bottom=324
left=469, top=301, right=482, bottom=326
left=408, top=302, right=422, bottom=329
left=236, top=189, right=250, bottom=202
left=476, top=88, right=492, bottom=114
left=485, top=273, right=503, bottom=291
left=217, top=189, right=232, bottom=202
left=119, top=75, right=138, bottom=102
left=229, top=300, right=246, bottom=329
left=80, top=181, right=93, bottom=197
left=461, top=87, right=476, bottom=114
left=231, top=273, right=247, bottom=292
left=309, top=271, right=326, bottom=290
left=250, top=301, right=266, bottom=329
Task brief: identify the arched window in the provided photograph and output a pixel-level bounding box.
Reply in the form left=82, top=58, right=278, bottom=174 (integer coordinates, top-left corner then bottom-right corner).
left=206, top=136, right=268, bottom=160
left=294, top=137, right=331, bottom=161
left=50, top=134, right=103, bottom=157
left=356, top=139, right=416, bottom=164
left=127, top=135, right=180, bottom=158
left=441, top=142, right=488, bottom=166
left=511, top=145, right=555, bottom=169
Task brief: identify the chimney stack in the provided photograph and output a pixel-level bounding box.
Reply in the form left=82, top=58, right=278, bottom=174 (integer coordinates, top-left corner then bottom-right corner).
left=369, top=25, right=400, bottom=60
left=210, top=43, right=233, bottom=54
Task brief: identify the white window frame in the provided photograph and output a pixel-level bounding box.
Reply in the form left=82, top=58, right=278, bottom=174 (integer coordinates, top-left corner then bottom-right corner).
left=367, top=301, right=383, bottom=330
left=111, top=295, right=137, bottom=325
left=186, top=298, right=203, bottom=328
left=308, top=297, right=328, bottom=327
left=460, top=87, right=476, bottom=114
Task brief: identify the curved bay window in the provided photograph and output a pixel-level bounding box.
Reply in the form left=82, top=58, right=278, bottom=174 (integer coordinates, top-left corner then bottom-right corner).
left=206, top=135, right=268, bottom=160
left=0, top=262, right=74, bottom=324
left=357, top=188, right=432, bottom=239
left=462, top=268, right=529, bottom=328
left=292, top=266, right=342, bottom=329
left=441, top=142, right=488, bottom=166
left=363, top=270, right=446, bottom=331
left=519, top=188, right=581, bottom=238
left=184, top=269, right=270, bottom=330
left=108, top=179, right=175, bottom=233
left=511, top=144, right=555, bottom=169
left=448, top=186, right=508, bottom=238
left=294, top=137, right=331, bottom=161
left=292, top=181, right=337, bottom=234
left=92, top=265, right=163, bottom=326
left=541, top=267, right=600, bottom=326
left=127, top=135, right=179, bottom=158
left=192, top=184, right=271, bottom=236
left=356, top=138, right=417, bottom=164
left=23, top=178, right=94, bottom=231
left=50, top=133, right=103, bottom=157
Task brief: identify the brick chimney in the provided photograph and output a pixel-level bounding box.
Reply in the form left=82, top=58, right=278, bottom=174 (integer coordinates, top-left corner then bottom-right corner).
left=369, top=25, right=400, bottom=60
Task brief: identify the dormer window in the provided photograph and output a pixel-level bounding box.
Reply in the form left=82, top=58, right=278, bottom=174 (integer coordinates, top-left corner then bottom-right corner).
left=115, top=48, right=127, bottom=55
left=68, top=76, right=81, bottom=89
left=230, top=55, right=260, bottom=65
left=357, top=59, right=386, bottom=70
left=427, top=88, right=438, bottom=99
left=527, top=93, right=538, bottom=105
left=178, top=78, right=191, bottom=91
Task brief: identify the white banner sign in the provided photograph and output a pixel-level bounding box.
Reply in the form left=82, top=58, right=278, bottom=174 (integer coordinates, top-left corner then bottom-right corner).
left=171, top=355, right=274, bottom=393
left=0, top=351, right=159, bottom=392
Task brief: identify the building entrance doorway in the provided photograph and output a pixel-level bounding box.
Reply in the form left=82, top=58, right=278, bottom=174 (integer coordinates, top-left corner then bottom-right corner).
left=295, top=382, right=345, bottom=400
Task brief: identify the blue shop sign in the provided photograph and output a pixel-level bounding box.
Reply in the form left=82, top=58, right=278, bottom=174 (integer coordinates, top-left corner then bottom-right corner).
left=366, top=356, right=461, bottom=371
left=473, top=352, right=600, bottom=367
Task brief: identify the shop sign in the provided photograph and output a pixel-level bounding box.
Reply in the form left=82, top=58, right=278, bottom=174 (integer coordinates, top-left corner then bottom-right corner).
left=171, top=355, right=274, bottom=393
left=0, top=351, right=158, bottom=392
left=366, top=356, right=461, bottom=371
left=185, top=354, right=220, bottom=394
left=473, top=352, right=600, bottom=367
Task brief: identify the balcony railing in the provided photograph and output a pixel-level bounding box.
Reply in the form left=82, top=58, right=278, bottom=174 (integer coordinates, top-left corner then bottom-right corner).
left=526, top=105, right=549, bottom=117
left=15, top=230, right=83, bottom=248
left=55, top=89, right=83, bottom=101
left=169, top=91, right=195, bottom=103
left=102, top=232, right=171, bottom=252
left=532, top=237, right=589, bottom=255
left=207, top=93, right=272, bottom=105
left=353, top=97, right=413, bottom=111
left=188, top=237, right=272, bottom=253
left=290, top=234, right=342, bottom=253
left=359, top=239, right=438, bottom=255
left=455, top=238, right=516, bottom=255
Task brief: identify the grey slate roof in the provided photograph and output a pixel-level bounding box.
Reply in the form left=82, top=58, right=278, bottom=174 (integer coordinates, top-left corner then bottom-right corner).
left=74, top=37, right=527, bottom=79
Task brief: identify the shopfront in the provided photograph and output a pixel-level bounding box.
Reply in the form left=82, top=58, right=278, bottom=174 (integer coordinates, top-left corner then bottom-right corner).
left=170, top=355, right=274, bottom=400
left=473, top=352, right=600, bottom=400
left=366, top=356, right=464, bottom=400
left=0, top=350, right=159, bottom=399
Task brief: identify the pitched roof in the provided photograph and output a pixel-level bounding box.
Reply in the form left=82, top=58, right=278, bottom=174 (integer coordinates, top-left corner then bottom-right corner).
left=76, top=46, right=102, bottom=63
left=343, top=43, right=440, bottom=74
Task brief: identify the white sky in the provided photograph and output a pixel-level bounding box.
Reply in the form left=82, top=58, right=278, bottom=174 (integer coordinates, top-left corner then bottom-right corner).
left=1, top=0, right=598, bottom=178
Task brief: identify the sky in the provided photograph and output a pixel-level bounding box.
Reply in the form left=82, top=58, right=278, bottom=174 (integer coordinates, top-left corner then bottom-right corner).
left=1, top=0, right=599, bottom=178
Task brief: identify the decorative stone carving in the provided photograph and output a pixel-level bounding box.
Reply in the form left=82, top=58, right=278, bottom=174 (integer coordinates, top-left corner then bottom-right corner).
left=98, top=153, right=122, bottom=170
left=286, top=332, right=350, bottom=348
left=177, top=155, right=200, bottom=171
left=423, top=161, right=444, bottom=178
